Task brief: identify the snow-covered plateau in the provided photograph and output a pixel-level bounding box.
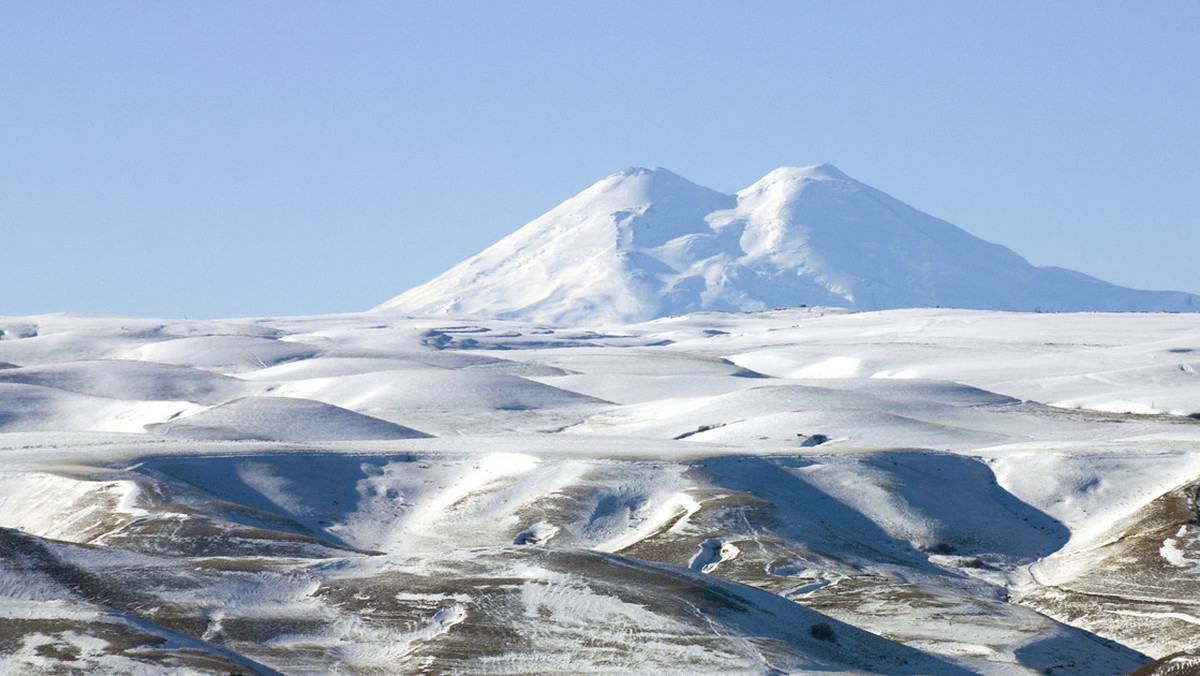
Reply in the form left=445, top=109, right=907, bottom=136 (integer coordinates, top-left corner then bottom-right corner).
left=2, top=306, right=1200, bottom=674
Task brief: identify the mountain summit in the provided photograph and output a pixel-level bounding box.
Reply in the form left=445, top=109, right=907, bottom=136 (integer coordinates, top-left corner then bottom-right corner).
left=376, top=165, right=1199, bottom=323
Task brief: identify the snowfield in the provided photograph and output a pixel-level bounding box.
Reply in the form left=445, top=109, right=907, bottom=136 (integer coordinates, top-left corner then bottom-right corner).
left=2, top=306, right=1199, bottom=674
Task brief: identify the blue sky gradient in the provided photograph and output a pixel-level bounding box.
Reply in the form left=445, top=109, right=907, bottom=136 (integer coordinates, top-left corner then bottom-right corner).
left=3, top=2, right=1197, bottom=318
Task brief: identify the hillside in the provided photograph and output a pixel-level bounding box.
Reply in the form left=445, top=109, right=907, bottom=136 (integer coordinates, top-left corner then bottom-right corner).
left=3, top=307, right=1200, bottom=673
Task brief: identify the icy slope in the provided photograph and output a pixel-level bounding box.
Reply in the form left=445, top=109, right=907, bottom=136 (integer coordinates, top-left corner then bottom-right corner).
left=377, top=165, right=1199, bottom=323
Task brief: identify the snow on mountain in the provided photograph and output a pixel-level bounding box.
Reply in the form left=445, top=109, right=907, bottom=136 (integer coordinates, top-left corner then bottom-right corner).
left=377, top=165, right=1199, bottom=323
left=377, top=167, right=735, bottom=324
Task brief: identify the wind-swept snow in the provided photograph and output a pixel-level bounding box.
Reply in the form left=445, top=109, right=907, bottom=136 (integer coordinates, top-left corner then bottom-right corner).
left=146, top=396, right=430, bottom=441
left=1, top=306, right=1198, bottom=674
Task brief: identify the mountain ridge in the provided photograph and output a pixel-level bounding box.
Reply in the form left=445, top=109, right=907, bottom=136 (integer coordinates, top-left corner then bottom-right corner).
left=376, top=165, right=1199, bottom=323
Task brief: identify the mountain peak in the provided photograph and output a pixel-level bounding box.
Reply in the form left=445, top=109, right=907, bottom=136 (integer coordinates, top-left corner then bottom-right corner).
left=376, top=165, right=1200, bottom=322
left=600, top=166, right=705, bottom=191
left=613, top=166, right=670, bottom=178
left=577, top=166, right=733, bottom=226
left=755, top=163, right=853, bottom=185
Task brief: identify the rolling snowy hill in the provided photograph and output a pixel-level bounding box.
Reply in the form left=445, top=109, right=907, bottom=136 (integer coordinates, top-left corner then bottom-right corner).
left=377, top=165, right=1199, bottom=323
left=3, top=307, right=1200, bottom=674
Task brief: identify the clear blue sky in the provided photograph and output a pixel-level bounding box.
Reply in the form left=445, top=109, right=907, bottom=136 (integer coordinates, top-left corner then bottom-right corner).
left=4, top=2, right=1198, bottom=318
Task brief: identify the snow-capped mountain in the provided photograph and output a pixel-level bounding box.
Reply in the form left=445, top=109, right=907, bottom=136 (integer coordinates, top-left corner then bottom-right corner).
left=376, top=165, right=1199, bottom=323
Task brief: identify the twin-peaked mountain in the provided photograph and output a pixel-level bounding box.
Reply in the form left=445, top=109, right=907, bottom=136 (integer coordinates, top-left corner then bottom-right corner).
left=376, top=165, right=1198, bottom=324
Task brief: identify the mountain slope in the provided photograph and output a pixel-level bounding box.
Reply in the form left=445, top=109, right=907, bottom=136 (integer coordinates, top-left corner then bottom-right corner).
left=377, top=165, right=1199, bottom=323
